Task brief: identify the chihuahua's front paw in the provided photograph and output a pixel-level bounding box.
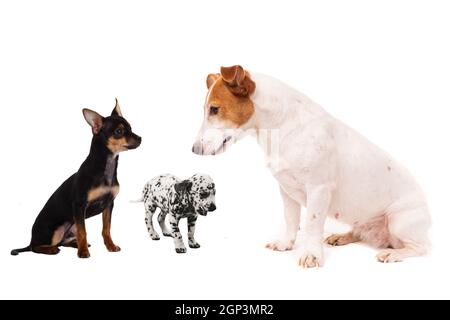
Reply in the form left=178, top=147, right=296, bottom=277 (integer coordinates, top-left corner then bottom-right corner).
left=298, top=246, right=323, bottom=268
left=107, top=244, right=121, bottom=252
left=104, top=237, right=121, bottom=252
left=77, top=249, right=91, bottom=259
left=175, top=247, right=187, bottom=254
left=265, top=239, right=294, bottom=251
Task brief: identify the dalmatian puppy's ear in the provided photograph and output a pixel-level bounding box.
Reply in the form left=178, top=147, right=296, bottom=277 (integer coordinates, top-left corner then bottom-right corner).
left=170, top=180, right=193, bottom=214
left=174, top=180, right=193, bottom=194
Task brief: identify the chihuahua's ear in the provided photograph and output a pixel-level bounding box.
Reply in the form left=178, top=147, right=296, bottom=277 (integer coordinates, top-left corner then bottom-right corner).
left=82, top=108, right=104, bottom=135
left=111, top=98, right=123, bottom=117
left=206, top=74, right=220, bottom=89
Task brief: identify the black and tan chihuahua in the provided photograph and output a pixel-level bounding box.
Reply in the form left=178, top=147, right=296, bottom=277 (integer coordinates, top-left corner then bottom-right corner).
left=11, top=99, right=141, bottom=258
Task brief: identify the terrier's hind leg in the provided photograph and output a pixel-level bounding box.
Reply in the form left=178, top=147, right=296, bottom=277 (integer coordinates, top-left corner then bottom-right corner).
left=377, top=207, right=430, bottom=263
left=325, top=231, right=360, bottom=246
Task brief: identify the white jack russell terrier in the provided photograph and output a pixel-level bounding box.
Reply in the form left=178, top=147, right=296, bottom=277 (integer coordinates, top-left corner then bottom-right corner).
left=192, top=65, right=430, bottom=267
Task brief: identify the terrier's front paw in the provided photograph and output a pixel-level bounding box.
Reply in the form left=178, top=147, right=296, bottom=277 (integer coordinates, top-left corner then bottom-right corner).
left=265, top=239, right=294, bottom=251
left=298, top=246, right=324, bottom=268
left=175, top=247, right=187, bottom=254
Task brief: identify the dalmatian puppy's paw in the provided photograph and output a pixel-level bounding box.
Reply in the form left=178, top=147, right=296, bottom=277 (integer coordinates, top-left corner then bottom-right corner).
left=163, top=232, right=173, bottom=238
left=175, top=247, right=187, bottom=254
left=149, top=233, right=160, bottom=241
left=189, top=241, right=201, bottom=249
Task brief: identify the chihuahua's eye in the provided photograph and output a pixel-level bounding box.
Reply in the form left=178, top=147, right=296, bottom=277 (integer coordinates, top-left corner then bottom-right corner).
left=209, top=106, right=219, bottom=116
left=200, top=191, right=209, bottom=199
left=114, top=128, right=123, bottom=136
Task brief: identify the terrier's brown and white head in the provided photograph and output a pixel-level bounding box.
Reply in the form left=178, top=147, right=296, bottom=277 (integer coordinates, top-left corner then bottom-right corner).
left=192, top=65, right=256, bottom=155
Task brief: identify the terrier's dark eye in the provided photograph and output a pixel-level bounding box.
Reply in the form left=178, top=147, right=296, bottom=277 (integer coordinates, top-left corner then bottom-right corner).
left=114, top=128, right=123, bottom=136
left=200, top=191, right=209, bottom=199
left=209, top=106, right=219, bottom=116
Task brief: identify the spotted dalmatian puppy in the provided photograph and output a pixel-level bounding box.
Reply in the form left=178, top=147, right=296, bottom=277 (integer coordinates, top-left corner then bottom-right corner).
left=139, top=174, right=217, bottom=253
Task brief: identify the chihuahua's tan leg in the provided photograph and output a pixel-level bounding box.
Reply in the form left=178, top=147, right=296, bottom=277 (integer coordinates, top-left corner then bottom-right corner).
left=102, top=205, right=121, bottom=252
left=75, top=218, right=90, bottom=258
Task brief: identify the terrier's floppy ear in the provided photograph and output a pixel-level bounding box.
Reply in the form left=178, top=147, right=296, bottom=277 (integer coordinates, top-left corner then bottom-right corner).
left=220, top=65, right=256, bottom=97
left=174, top=180, right=193, bottom=194
left=221, top=65, right=246, bottom=86
left=207, top=74, right=220, bottom=89
left=111, top=98, right=123, bottom=117
left=82, top=108, right=104, bottom=135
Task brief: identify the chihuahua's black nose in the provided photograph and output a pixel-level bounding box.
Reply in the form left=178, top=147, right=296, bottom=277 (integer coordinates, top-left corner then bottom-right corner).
left=208, top=203, right=216, bottom=212
left=135, top=136, right=142, bottom=146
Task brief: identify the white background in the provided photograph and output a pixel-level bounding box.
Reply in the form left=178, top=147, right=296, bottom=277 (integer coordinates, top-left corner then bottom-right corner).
left=1, top=0, right=449, bottom=300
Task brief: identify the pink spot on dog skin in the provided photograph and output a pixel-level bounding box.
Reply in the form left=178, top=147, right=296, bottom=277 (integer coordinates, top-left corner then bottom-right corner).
left=387, top=166, right=392, bottom=171
left=335, top=213, right=340, bottom=219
